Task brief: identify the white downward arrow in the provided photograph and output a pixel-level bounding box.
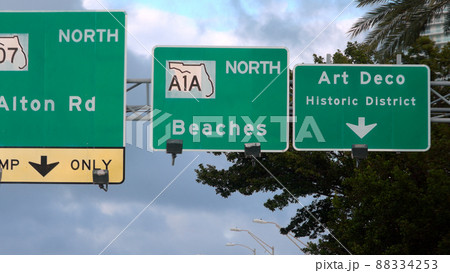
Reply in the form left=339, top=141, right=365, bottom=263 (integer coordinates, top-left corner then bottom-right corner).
left=346, top=117, right=377, bottom=139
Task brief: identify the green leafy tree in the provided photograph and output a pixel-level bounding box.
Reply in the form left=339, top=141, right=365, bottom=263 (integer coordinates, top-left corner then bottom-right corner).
left=313, top=42, right=379, bottom=64
left=195, top=40, right=450, bottom=255
left=303, top=124, right=450, bottom=254
left=349, top=0, right=450, bottom=54
left=403, top=36, right=450, bottom=80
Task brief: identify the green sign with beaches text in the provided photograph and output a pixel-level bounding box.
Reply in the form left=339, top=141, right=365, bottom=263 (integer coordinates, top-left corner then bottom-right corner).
left=152, top=46, right=289, bottom=152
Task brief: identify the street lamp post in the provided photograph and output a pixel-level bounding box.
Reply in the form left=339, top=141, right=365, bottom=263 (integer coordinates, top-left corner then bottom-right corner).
left=226, top=243, right=256, bottom=255
left=253, top=219, right=308, bottom=253
left=230, top=228, right=275, bottom=255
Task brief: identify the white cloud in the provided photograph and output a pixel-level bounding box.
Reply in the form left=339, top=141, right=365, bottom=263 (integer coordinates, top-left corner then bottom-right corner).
left=82, top=0, right=105, bottom=9
left=81, top=203, right=255, bottom=254
left=82, top=0, right=365, bottom=62
left=148, top=205, right=249, bottom=240
left=83, top=1, right=242, bottom=57
left=125, top=6, right=241, bottom=58
left=97, top=201, right=142, bottom=216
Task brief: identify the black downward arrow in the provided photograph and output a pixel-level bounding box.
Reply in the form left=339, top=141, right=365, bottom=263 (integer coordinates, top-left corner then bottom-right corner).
left=29, top=156, right=59, bottom=177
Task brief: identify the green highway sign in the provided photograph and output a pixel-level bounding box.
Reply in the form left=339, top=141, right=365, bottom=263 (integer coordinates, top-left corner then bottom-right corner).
left=0, top=11, right=126, bottom=183
left=152, top=46, right=289, bottom=152
left=293, top=64, right=430, bottom=151
left=0, top=11, right=126, bottom=147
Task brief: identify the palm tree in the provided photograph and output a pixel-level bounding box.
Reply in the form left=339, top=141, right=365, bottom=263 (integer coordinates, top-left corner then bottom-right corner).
left=349, top=0, right=450, bottom=54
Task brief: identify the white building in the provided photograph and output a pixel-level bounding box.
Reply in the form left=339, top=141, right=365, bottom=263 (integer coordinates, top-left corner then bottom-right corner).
left=422, top=7, right=450, bottom=48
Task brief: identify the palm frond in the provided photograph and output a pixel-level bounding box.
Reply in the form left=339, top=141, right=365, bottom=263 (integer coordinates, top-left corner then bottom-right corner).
left=355, top=0, right=391, bottom=8
left=350, top=0, right=450, bottom=54
left=349, top=3, right=396, bottom=38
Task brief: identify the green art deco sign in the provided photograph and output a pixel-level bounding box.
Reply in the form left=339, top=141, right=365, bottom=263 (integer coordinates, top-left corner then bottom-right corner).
left=293, top=64, right=430, bottom=151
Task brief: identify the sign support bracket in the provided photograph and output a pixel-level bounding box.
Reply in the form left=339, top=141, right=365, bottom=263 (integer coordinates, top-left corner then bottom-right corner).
left=351, top=144, right=368, bottom=168
left=93, top=169, right=109, bottom=192
left=166, top=139, right=183, bottom=166
left=245, top=143, right=261, bottom=166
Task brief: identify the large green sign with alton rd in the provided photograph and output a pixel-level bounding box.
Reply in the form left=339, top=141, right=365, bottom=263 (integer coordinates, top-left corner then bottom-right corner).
left=293, top=65, right=430, bottom=151
left=152, top=46, right=289, bottom=152
left=0, top=11, right=126, bottom=148
left=0, top=12, right=126, bottom=183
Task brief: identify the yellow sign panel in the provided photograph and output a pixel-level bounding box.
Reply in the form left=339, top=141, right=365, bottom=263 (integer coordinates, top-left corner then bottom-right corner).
left=0, top=148, right=124, bottom=183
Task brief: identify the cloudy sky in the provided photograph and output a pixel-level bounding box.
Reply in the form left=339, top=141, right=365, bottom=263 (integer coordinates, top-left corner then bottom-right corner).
left=0, top=0, right=367, bottom=255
